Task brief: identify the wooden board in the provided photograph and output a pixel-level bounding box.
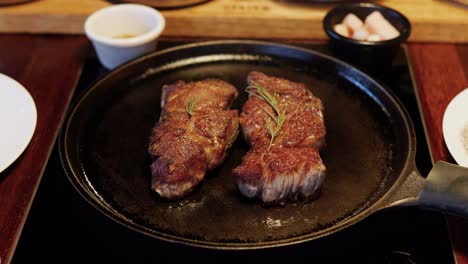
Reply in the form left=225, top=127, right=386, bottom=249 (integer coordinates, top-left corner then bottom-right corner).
left=0, top=0, right=467, bottom=43
left=406, top=43, right=468, bottom=264
left=0, top=35, right=88, bottom=264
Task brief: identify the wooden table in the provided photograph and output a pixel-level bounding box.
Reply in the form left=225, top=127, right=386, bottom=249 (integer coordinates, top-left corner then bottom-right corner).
left=0, top=35, right=467, bottom=263
left=407, top=43, right=468, bottom=264
left=0, top=35, right=89, bottom=264
left=0, top=0, right=468, bottom=43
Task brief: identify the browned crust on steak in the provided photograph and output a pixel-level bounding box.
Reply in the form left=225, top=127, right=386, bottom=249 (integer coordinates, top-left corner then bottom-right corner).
left=234, top=71, right=326, bottom=205
left=149, top=79, right=239, bottom=199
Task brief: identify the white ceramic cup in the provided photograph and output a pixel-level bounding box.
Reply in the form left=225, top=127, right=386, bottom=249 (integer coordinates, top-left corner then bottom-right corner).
left=84, top=4, right=165, bottom=70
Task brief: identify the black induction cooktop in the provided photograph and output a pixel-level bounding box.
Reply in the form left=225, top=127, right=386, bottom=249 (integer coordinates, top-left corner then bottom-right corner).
left=12, top=41, right=454, bottom=264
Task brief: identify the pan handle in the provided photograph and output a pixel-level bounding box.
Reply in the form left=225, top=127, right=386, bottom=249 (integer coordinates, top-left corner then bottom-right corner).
left=383, top=169, right=425, bottom=208
left=418, top=161, right=468, bottom=217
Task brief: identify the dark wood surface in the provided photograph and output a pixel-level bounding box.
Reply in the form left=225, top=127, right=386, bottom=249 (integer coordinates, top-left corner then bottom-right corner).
left=407, top=43, right=468, bottom=264
left=0, top=35, right=467, bottom=263
left=0, top=35, right=89, bottom=264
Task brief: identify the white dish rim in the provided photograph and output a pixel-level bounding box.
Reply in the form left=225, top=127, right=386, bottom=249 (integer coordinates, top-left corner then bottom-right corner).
left=442, top=88, right=468, bottom=168
left=0, top=73, right=37, bottom=173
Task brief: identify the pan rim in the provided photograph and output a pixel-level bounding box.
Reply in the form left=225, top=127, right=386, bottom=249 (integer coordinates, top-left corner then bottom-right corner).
left=59, top=39, right=417, bottom=250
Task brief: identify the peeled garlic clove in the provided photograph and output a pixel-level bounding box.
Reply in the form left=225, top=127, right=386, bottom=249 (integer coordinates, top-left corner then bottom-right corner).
left=333, top=24, right=350, bottom=37
left=365, top=11, right=400, bottom=40
left=352, top=26, right=370, bottom=41
left=367, top=34, right=382, bottom=41
left=342, top=13, right=363, bottom=34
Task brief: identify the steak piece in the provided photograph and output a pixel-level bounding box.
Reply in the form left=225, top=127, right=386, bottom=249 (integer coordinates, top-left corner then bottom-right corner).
left=233, top=71, right=326, bottom=205
left=149, top=79, right=239, bottom=199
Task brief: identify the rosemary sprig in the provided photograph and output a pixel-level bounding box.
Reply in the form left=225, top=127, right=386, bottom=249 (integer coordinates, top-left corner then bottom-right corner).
left=185, top=97, right=196, bottom=116
left=246, top=81, right=286, bottom=151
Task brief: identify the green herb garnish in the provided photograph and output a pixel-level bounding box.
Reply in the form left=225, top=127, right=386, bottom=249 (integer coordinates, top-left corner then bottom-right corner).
left=185, top=97, right=196, bottom=116
left=246, top=81, right=286, bottom=151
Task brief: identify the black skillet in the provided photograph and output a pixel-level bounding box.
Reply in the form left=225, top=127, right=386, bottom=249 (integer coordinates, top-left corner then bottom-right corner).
left=59, top=40, right=468, bottom=250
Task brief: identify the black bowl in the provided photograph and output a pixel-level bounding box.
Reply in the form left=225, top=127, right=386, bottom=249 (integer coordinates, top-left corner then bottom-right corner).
left=323, top=2, right=411, bottom=70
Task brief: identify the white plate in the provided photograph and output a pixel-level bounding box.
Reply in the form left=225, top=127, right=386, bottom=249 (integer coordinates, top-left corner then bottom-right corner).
left=0, top=73, right=37, bottom=173
left=442, top=88, right=468, bottom=167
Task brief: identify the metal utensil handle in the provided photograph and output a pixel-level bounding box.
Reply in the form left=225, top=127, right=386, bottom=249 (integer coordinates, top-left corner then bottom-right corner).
left=419, top=161, right=468, bottom=217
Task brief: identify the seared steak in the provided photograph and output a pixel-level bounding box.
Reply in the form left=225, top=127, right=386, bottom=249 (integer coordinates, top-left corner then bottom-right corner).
left=233, top=71, right=326, bottom=205
left=149, top=79, right=239, bottom=199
